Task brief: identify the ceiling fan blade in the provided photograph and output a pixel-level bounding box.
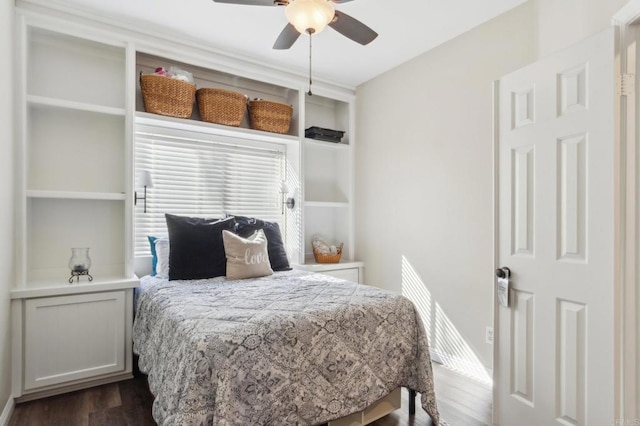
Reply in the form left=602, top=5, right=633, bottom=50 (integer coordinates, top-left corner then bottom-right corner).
left=212, top=0, right=278, bottom=6
left=329, top=10, right=378, bottom=45
left=273, top=23, right=301, bottom=50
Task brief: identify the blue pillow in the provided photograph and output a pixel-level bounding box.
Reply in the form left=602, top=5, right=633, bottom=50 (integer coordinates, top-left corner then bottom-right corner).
left=148, top=236, right=158, bottom=276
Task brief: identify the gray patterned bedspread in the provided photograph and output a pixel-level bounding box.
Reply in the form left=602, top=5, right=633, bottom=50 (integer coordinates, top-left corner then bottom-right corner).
left=133, top=270, right=439, bottom=425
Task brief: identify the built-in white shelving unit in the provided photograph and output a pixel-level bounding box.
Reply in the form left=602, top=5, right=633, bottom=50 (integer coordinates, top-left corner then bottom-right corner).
left=12, top=13, right=138, bottom=401
left=12, top=0, right=361, bottom=401
left=18, top=25, right=134, bottom=286
left=136, top=52, right=300, bottom=136
left=132, top=50, right=357, bottom=269
left=302, top=93, right=355, bottom=265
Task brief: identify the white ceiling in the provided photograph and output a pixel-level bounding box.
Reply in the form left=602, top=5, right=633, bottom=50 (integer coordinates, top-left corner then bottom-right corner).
left=48, top=0, right=528, bottom=87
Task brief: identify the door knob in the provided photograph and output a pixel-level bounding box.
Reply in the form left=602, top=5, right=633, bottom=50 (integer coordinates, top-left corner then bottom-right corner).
left=495, top=267, right=511, bottom=279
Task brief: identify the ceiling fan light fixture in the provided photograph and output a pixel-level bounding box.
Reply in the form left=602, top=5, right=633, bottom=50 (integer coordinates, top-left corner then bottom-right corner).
left=285, top=0, right=335, bottom=34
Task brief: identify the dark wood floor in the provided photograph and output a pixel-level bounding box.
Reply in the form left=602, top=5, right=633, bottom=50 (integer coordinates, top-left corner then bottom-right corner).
left=9, top=363, right=492, bottom=426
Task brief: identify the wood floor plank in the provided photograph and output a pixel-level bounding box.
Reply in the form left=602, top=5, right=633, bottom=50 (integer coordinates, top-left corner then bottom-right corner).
left=10, top=391, right=90, bottom=426
left=369, top=388, right=436, bottom=426
left=115, top=378, right=154, bottom=409
left=9, top=362, right=491, bottom=425
left=88, top=404, right=156, bottom=426
left=431, top=365, right=492, bottom=425
left=80, top=383, right=122, bottom=414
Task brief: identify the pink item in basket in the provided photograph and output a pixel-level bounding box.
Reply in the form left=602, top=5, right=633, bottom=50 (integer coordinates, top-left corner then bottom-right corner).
left=154, top=67, right=171, bottom=77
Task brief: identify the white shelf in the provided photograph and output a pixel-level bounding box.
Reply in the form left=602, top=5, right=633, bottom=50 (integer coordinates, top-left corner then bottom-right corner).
left=305, top=201, right=349, bottom=208
left=12, top=275, right=139, bottom=299
left=304, top=138, right=349, bottom=150
left=26, top=190, right=126, bottom=201
left=294, top=260, right=364, bottom=283
left=296, top=260, right=364, bottom=272
left=27, top=95, right=126, bottom=116
left=136, top=111, right=299, bottom=146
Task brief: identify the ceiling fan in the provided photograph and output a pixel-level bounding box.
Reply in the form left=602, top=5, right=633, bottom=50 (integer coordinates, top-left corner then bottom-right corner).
left=211, top=0, right=378, bottom=50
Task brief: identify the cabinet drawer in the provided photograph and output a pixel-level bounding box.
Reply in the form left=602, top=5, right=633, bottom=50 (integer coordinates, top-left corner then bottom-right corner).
left=24, top=291, right=126, bottom=390
left=323, top=268, right=359, bottom=282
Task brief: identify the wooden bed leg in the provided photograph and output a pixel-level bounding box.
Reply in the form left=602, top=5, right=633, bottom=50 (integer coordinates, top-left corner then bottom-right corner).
left=409, top=389, right=416, bottom=415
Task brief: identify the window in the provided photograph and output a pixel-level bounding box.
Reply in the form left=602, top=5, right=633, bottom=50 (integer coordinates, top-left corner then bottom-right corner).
left=134, top=124, right=285, bottom=256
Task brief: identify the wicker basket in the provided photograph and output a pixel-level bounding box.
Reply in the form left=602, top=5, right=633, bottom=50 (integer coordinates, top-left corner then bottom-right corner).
left=140, top=73, right=196, bottom=119
left=248, top=99, right=293, bottom=134
left=313, top=243, right=343, bottom=264
left=196, top=88, right=247, bottom=126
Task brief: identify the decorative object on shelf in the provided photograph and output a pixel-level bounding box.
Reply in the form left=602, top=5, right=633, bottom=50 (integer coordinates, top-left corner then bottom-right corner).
left=196, top=88, right=247, bottom=126
left=135, top=170, right=154, bottom=213
left=140, top=71, right=196, bottom=119
left=312, top=237, right=343, bottom=264
left=279, top=181, right=295, bottom=214
left=68, top=247, right=93, bottom=284
left=305, top=126, right=345, bottom=143
left=154, top=66, right=195, bottom=83
left=248, top=99, right=293, bottom=134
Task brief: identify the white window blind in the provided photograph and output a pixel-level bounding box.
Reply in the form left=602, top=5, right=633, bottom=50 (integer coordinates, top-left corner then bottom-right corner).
left=134, top=126, right=285, bottom=256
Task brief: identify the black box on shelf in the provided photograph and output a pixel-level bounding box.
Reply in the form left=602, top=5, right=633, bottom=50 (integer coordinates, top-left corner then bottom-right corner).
left=305, top=126, right=345, bottom=143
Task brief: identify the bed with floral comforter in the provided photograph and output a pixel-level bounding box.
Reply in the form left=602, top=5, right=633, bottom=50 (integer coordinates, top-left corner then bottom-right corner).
left=133, top=270, right=439, bottom=425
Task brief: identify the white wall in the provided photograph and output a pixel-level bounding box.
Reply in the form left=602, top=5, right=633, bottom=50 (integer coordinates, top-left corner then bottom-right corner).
left=354, top=2, right=537, bottom=371
left=0, top=0, right=13, bottom=416
left=354, top=0, right=628, bottom=372
left=536, top=0, right=628, bottom=58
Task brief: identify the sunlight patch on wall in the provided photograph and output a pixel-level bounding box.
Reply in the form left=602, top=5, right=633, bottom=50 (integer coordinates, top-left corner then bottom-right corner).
left=401, top=256, right=492, bottom=385
left=401, top=255, right=433, bottom=342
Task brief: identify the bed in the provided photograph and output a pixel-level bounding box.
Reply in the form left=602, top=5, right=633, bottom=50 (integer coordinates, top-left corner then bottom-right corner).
left=133, top=270, right=439, bottom=425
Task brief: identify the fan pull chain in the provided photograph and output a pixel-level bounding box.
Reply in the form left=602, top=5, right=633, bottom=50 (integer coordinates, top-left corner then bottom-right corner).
left=308, top=30, right=313, bottom=96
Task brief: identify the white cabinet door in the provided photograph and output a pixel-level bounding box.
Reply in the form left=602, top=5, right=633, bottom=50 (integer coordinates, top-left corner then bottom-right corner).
left=24, top=291, right=126, bottom=390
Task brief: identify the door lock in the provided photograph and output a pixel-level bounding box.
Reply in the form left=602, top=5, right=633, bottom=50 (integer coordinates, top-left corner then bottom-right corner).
left=495, top=267, right=511, bottom=279
left=496, top=267, right=510, bottom=307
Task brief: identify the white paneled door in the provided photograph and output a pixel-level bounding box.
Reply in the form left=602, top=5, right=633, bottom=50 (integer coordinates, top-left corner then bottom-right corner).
left=496, top=29, right=615, bottom=425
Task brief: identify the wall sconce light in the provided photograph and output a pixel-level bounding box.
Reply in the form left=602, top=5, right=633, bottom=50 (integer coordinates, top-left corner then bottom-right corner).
left=135, top=170, right=154, bottom=213
left=280, top=181, right=295, bottom=214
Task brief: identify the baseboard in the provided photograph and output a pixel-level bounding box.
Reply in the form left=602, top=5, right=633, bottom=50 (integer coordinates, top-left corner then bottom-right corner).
left=0, top=395, right=14, bottom=426
left=15, top=372, right=133, bottom=403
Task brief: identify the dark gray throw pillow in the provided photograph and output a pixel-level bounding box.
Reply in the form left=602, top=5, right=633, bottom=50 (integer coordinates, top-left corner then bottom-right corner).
left=165, top=214, right=235, bottom=280
left=232, top=215, right=291, bottom=271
